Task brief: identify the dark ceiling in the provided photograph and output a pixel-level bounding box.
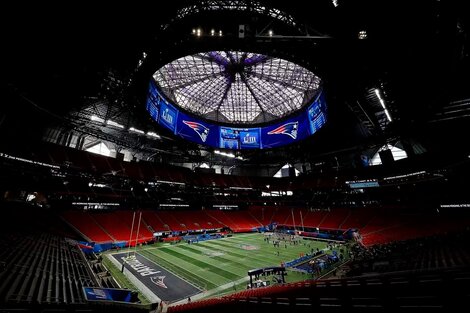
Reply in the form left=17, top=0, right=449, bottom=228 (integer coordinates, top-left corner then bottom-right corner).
left=1, top=0, right=469, bottom=169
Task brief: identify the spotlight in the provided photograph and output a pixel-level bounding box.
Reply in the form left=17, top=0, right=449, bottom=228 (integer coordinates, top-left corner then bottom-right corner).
left=358, top=30, right=368, bottom=39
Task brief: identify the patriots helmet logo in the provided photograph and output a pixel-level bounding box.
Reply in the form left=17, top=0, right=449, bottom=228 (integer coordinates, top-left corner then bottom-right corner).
left=151, top=275, right=168, bottom=289
left=183, top=120, right=209, bottom=142
left=267, top=122, right=298, bottom=139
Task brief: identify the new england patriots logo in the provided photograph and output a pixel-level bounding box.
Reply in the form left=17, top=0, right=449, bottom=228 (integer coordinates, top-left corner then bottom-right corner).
left=183, top=120, right=209, bottom=142
left=151, top=275, right=168, bottom=289
left=267, top=122, right=298, bottom=139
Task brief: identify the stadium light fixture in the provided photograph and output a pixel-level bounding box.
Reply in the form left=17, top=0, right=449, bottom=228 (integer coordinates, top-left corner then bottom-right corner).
left=129, top=127, right=145, bottom=134
left=90, top=115, right=104, bottom=123
left=147, top=131, right=161, bottom=138
left=384, top=109, right=392, bottom=122
left=213, top=204, right=238, bottom=209
left=229, top=186, right=253, bottom=190
left=156, top=180, right=185, bottom=186
left=88, top=182, right=108, bottom=188
left=374, top=89, right=392, bottom=122
left=106, top=119, right=125, bottom=129
left=214, top=150, right=235, bottom=158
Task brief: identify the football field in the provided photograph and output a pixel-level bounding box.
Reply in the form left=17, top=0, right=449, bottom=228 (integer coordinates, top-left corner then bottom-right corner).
left=106, top=233, right=329, bottom=304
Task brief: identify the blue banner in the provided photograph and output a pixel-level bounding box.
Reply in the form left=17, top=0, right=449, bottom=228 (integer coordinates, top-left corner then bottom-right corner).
left=83, top=287, right=133, bottom=303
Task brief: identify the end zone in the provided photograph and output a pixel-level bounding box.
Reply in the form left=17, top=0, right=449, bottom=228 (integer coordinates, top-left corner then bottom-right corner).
left=109, top=252, right=201, bottom=303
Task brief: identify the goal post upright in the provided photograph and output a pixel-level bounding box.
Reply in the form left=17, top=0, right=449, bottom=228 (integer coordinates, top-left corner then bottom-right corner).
left=127, top=211, right=136, bottom=259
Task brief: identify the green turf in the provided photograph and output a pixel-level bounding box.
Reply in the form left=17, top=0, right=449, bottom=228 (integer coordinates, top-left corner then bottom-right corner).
left=106, top=233, right=332, bottom=299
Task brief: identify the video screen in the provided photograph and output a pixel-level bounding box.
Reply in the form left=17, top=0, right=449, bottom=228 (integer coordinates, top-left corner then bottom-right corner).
left=159, top=101, right=178, bottom=133
left=146, top=81, right=327, bottom=149
left=220, top=127, right=261, bottom=149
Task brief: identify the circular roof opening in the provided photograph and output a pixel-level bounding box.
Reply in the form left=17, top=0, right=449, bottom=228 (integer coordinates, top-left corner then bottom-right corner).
left=153, top=51, right=321, bottom=125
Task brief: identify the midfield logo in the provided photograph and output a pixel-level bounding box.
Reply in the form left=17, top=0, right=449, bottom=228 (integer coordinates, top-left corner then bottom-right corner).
left=267, top=122, right=298, bottom=139
left=183, top=120, right=209, bottom=142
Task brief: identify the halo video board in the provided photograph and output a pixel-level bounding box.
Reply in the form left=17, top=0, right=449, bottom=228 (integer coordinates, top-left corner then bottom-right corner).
left=146, top=80, right=327, bottom=149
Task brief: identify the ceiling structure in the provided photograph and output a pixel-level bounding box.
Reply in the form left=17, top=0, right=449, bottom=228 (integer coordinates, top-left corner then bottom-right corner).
left=153, top=51, right=321, bottom=124
left=1, top=0, right=469, bottom=174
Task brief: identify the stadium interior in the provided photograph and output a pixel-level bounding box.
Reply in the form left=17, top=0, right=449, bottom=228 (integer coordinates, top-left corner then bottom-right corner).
left=1, top=0, right=470, bottom=312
